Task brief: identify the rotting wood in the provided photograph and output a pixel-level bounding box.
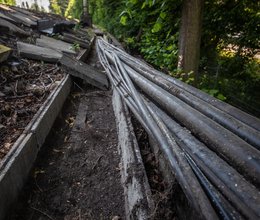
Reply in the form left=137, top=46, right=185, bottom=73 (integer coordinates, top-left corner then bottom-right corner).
left=4, top=11, right=37, bottom=27
left=9, top=6, right=40, bottom=21
left=60, top=54, right=108, bottom=90
left=0, top=18, right=29, bottom=36
left=112, top=89, right=154, bottom=220
left=0, top=4, right=37, bottom=26
left=0, top=11, right=15, bottom=23
left=17, top=42, right=62, bottom=63
left=61, top=32, right=90, bottom=49
left=37, top=19, right=56, bottom=31
left=0, top=44, right=11, bottom=63
left=76, top=37, right=95, bottom=61
left=36, top=35, right=76, bottom=55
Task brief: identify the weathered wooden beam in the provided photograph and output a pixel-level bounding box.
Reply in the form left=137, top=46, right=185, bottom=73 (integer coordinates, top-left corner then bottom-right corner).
left=36, top=35, right=76, bottom=55
left=76, top=37, right=95, bottom=61
left=37, top=19, right=56, bottom=31
left=112, top=89, right=154, bottom=220
left=0, top=18, right=29, bottom=36
left=60, top=54, right=108, bottom=90
left=61, top=32, right=90, bottom=49
left=10, top=6, right=40, bottom=22
left=0, top=11, right=15, bottom=23
left=0, top=45, right=11, bottom=63
left=17, top=42, right=62, bottom=63
left=0, top=4, right=37, bottom=27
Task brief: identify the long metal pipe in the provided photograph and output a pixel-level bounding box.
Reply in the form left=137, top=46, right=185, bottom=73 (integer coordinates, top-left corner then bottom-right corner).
left=100, top=39, right=260, bottom=131
left=147, top=100, right=260, bottom=219
left=122, top=63, right=260, bottom=186
left=119, top=56, right=260, bottom=150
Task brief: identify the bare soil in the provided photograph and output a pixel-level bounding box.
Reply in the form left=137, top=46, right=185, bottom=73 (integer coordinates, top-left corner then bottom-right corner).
left=8, top=83, right=125, bottom=220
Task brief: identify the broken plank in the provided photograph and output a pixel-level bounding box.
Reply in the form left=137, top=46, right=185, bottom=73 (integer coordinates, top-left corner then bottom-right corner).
left=0, top=45, right=11, bottom=63
left=61, top=32, right=90, bottom=49
left=0, top=11, right=15, bottom=23
left=7, top=12, right=37, bottom=27
left=36, top=35, right=76, bottom=55
left=76, top=36, right=95, bottom=61
left=10, top=6, right=40, bottom=22
left=0, top=4, right=37, bottom=26
left=0, top=18, right=29, bottom=36
left=17, top=42, right=62, bottom=63
left=60, top=54, right=108, bottom=90
left=37, top=19, right=56, bottom=31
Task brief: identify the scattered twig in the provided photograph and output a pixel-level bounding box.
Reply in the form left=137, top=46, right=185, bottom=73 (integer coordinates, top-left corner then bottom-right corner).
left=91, top=155, right=104, bottom=170
left=30, top=206, right=55, bottom=220
left=3, top=93, right=34, bottom=100
left=73, top=81, right=85, bottom=92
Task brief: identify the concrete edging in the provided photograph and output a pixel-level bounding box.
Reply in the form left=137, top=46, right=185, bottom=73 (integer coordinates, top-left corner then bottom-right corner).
left=0, top=75, right=72, bottom=220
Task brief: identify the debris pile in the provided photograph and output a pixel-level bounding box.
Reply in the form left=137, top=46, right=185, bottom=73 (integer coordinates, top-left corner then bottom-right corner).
left=0, top=61, right=65, bottom=159
left=0, top=4, right=96, bottom=160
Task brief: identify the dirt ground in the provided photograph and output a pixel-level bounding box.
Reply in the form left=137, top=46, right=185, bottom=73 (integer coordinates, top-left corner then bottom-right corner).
left=8, top=83, right=125, bottom=220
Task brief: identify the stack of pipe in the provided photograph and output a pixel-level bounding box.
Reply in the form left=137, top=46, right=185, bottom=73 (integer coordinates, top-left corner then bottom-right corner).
left=96, top=38, right=260, bottom=220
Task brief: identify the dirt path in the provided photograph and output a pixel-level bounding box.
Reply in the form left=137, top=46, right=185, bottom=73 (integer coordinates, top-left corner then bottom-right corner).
left=8, top=47, right=125, bottom=220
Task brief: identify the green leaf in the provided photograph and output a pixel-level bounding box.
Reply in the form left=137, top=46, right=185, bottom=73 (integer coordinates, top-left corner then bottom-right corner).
left=120, top=15, right=127, bottom=26
left=141, top=2, right=146, bottom=9
left=209, top=89, right=219, bottom=96
left=217, top=93, right=227, bottom=101
left=152, top=22, right=162, bottom=33
left=160, top=12, right=166, bottom=19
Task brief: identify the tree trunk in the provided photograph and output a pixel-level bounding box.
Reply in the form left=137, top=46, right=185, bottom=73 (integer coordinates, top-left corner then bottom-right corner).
left=83, top=0, right=88, bottom=15
left=178, top=0, right=204, bottom=84
left=81, top=0, right=92, bottom=27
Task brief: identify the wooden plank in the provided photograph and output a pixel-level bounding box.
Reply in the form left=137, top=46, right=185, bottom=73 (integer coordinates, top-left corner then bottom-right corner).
left=0, top=45, right=11, bottom=63
left=6, top=11, right=37, bottom=27
left=76, top=36, right=95, bottom=61
left=10, top=6, right=40, bottom=21
left=61, top=32, right=90, bottom=49
left=17, top=42, right=62, bottom=63
left=0, top=4, right=37, bottom=26
left=37, top=19, right=56, bottom=31
left=0, top=11, right=15, bottom=23
left=60, top=54, right=108, bottom=90
left=67, top=28, right=91, bottom=40
left=112, top=89, right=154, bottom=219
left=36, top=35, right=76, bottom=55
left=0, top=18, right=29, bottom=36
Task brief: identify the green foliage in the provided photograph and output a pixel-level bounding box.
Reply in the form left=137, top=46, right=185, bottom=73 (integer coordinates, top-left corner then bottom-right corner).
left=70, top=42, right=80, bottom=51
left=0, top=0, right=15, bottom=5
left=49, top=0, right=62, bottom=15
left=65, top=0, right=83, bottom=19
left=140, top=33, right=178, bottom=72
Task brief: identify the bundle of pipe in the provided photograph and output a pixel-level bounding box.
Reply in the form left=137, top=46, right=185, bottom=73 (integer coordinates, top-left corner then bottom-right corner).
left=96, top=38, right=260, bottom=220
